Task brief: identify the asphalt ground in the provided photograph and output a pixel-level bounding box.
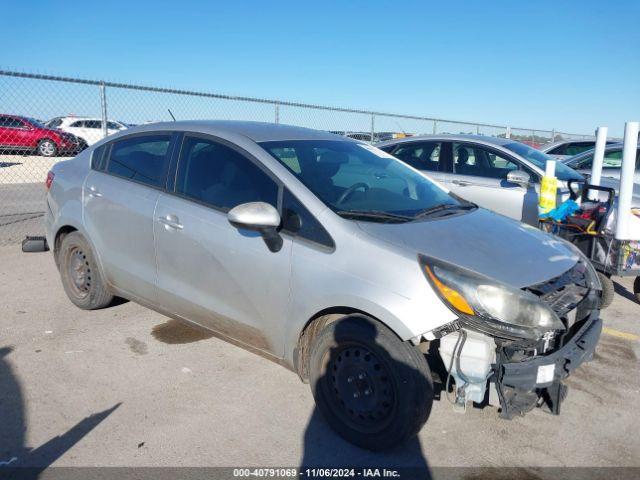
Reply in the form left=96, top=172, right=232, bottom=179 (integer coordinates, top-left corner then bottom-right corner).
left=0, top=245, right=638, bottom=479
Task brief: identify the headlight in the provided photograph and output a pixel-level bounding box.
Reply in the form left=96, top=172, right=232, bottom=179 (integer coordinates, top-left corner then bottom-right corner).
left=420, top=255, right=565, bottom=340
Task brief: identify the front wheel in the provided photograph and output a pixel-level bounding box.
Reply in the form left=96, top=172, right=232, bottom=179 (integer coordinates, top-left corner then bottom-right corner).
left=37, top=139, right=58, bottom=157
left=58, top=232, right=113, bottom=310
left=309, top=315, right=433, bottom=451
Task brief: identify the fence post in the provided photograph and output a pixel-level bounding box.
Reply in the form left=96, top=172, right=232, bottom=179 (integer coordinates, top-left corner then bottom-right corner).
left=433, top=120, right=437, bottom=134
left=476, top=125, right=480, bottom=135
left=274, top=102, right=280, bottom=124
left=505, top=126, right=511, bottom=139
left=100, top=82, right=108, bottom=139
left=551, top=129, right=556, bottom=142
left=370, top=114, right=375, bottom=142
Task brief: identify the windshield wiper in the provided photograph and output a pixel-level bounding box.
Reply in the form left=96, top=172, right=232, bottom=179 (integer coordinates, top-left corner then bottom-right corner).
left=335, top=210, right=414, bottom=223
left=412, top=202, right=476, bottom=220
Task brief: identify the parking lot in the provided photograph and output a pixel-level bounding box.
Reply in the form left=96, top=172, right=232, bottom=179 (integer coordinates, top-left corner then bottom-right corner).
left=1, top=243, right=639, bottom=472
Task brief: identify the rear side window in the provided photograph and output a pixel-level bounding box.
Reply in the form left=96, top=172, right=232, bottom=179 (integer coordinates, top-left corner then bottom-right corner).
left=176, top=136, right=278, bottom=211
left=70, top=120, right=85, bottom=128
left=281, top=188, right=334, bottom=249
left=391, top=142, right=442, bottom=172
left=106, top=135, right=171, bottom=188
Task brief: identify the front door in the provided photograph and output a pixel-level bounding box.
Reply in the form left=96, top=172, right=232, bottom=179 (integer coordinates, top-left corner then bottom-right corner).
left=154, top=135, right=292, bottom=357
left=444, top=142, right=539, bottom=224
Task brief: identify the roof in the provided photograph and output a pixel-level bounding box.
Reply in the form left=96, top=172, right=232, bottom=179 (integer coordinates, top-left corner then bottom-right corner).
left=125, top=120, right=346, bottom=143
left=375, top=133, right=515, bottom=148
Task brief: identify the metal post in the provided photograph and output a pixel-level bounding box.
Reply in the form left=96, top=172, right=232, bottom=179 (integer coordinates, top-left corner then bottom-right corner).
left=274, top=103, right=280, bottom=124
left=476, top=125, right=480, bottom=135
left=100, top=82, right=108, bottom=139
left=551, top=129, right=556, bottom=142
left=531, top=129, right=535, bottom=145
left=432, top=120, right=437, bottom=134
left=370, top=114, right=375, bottom=142
left=505, top=126, right=511, bottom=139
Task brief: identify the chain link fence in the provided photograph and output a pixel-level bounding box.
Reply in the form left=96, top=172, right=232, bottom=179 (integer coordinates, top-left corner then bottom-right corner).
left=0, top=70, right=594, bottom=245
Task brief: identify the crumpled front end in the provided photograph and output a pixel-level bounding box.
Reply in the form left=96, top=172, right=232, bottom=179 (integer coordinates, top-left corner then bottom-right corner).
left=437, top=257, right=602, bottom=418
left=492, top=259, right=602, bottom=418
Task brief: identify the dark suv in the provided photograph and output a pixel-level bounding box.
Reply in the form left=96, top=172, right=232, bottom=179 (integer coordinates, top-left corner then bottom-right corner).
left=0, top=114, right=85, bottom=157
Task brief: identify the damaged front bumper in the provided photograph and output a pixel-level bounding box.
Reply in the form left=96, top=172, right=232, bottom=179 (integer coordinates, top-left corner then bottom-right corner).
left=492, top=312, right=602, bottom=419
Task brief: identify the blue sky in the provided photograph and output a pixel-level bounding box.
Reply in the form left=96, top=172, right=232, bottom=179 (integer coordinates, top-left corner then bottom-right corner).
left=2, top=0, right=639, bottom=136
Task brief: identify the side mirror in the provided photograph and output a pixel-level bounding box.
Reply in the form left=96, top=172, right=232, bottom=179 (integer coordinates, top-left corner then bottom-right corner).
left=506, top=170, right=531, bottom=188
left=228, top=202, right=283, bottom=252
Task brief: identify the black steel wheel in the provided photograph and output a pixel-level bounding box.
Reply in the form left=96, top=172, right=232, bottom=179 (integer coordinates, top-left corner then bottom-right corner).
left=58, top=231, right=113, bottom=310
left=309, top=315, right=433, bottom=451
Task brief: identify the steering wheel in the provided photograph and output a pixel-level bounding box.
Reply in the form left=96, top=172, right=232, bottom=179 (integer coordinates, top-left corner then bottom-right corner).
left=336, top=183, right=369, bottom=206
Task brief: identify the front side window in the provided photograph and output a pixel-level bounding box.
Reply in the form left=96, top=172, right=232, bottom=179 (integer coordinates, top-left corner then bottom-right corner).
left=502, top=141, right=583, bottom=181
left=86, top=120, right=102, bottom=129
left=453, top=143, right=521, bottom=179
left=106, top=121, right=121, bottom=130
left=70, top=120, right=85, bottom=128
left=564, top=142, right=595, bottom=156
left=176, top=136, right=278, bottom=211
left=0, top=117, right=26, bottom=129
left=260, top=140, right=459, bottom=219
left=107, top=135, right=171, bottom=188
left=392, top=142, right=442, bottom=172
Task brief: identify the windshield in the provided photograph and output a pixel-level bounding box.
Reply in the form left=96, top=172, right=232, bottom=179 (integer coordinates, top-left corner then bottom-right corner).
left=503, top=142, right=584, bottom=181
left=260, top=140, right=462, bottom=219
left=24, top=117, right=47, bottom=129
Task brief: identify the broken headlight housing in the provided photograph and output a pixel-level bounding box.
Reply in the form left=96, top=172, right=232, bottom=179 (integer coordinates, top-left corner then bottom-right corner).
left=420, top=255, right=566, bottom=340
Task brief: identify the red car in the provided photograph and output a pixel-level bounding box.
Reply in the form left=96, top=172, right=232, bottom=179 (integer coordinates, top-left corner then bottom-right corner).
left=0, top=114, right=86, bottom=157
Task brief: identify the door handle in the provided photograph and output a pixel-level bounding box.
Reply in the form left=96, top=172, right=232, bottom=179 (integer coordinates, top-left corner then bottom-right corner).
left=158, top=214, right=183, bottom=230
left=88, top=186, right=102, bottom=198
left=452, top=180, right=472, bottom=187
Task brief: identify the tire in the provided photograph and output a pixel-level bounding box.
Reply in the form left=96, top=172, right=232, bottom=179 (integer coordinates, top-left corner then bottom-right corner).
left=58, top=232, right=113, bottom=310
left=309, top=315, right=433, bottom=451
left=634, top=277, right=640, bottom=304
left=37, top=138, right=58, bottom=157
left=597, top=272, right=615, bottom=309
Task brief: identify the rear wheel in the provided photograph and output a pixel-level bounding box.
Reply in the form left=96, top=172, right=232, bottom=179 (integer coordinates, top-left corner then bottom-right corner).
left=634, top=276, right=640, bottom=304
left=37, top=139, right=58, bottom=157
left=597, top=272, right=615, bottom=309
left=58, top=232, right=113, bottom=310
left=309, top=315, right=433, bottom=451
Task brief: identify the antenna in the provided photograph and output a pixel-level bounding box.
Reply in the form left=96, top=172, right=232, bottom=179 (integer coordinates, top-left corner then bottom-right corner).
left=168, top=109, right=176, bottom=121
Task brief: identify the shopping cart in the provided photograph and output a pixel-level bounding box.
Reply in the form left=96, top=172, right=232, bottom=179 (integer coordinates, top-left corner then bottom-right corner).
left=539, top=180, right=640, bottom=307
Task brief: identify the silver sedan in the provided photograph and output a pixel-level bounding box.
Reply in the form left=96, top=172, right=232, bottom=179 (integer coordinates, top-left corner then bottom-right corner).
left=377, top=134, right=585, bottom=225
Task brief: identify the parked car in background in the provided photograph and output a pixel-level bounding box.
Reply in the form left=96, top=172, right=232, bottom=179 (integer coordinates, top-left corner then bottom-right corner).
left=562, top=143, right=640, bottom=184
left=0, top=114, right=85, bottom=157
left=377, top=134, right=585, bottom=225
left=540, top=139, right=616, bottom=160
left=330, top=131, right=410, bottom=143
left=44, top=121, right=601, bottom=450
left=45, top=116, right=128, bottom=145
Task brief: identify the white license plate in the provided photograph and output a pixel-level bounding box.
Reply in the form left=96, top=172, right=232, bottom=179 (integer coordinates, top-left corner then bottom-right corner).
left=536, top=364, right=556, bottom=384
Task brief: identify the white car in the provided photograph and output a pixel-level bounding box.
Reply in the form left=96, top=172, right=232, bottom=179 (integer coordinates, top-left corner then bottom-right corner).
left=45, top=116, right=128, bottom=146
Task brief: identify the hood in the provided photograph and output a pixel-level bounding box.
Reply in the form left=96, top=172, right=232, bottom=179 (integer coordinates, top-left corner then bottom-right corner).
left=357, top=208, right=578, bottom=288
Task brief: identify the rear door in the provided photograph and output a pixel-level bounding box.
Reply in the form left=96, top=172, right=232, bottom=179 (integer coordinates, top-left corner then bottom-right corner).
left=446, top=142, right=540, bottom=224
left=154, top=134, right=292, bottom=356
left=83, top=132, right=176, bottom=302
